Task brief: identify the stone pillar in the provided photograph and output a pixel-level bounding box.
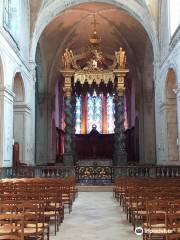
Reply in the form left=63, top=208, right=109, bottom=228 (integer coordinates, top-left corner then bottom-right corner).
left=0, top=87, right=14, bottom=167
left=35, top=93, right=49, bottom=165
left=47, top=94, right=55, bottom=163
left=175, top=87, right=180, bottom=164
left=13, top=104, right=31, bottom=165
left=113, top=71, right=128, bottom=165
left=62, top=71, right=74, bottom=165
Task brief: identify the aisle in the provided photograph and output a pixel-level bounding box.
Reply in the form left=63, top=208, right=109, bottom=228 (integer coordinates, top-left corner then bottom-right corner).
left=51, top=192, right=141, bottom=240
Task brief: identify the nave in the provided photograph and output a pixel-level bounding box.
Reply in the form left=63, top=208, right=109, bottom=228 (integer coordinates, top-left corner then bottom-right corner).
left=52, top=191, right=140, bottom=240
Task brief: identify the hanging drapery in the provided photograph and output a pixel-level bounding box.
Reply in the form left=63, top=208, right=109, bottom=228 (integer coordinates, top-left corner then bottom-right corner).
left=81, top=95, right=87, bottom=134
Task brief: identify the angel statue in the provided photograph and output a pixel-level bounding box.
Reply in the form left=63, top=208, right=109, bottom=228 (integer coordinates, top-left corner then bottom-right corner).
left=115, top=47, right=126, bottom=69
left=62, top=48, right=74, bottom=69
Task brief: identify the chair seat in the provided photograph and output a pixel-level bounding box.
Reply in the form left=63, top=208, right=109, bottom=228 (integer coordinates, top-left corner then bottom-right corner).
left=144, top=223, right=166, bottom=228
left=44, top=211, right=56, bottom=216
left=26, top=222, right=48, bottom=228
left=23, top=227, right=43, bottom=234
left=0, top=227, right=13, bottom=234
left=134, top=210, right=147, bottom=215
left=50, top=203, right=63, bottom=208
left=147, top=228, right=168, bottom=234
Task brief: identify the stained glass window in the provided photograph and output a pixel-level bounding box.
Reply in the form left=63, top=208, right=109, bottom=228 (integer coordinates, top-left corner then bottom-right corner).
left=75, top=96, right=82, bottom=134
left=87, top=92, right=102, bottom=133
left=107, top=94, right=115, bottom=133
left=75, top=93, right=115, bottom=134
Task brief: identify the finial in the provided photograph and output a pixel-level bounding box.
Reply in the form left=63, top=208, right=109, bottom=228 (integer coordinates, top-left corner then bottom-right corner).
left=91, top=13, right=98, bottom=34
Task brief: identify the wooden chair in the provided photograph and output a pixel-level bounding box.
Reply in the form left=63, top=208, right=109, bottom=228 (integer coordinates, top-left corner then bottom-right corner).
left=167, top=213, right=180, bottom=240
left=42, top=190, right=62, bottom=235
left=17, top=202, right=45, bottom=240
left=143, top=212, right=168, bottom=240
left=0, top=213, right=24, bottom=240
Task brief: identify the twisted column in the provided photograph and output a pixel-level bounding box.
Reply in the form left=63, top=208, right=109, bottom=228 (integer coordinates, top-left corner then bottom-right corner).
left=114, top=70, right=128, bottom=165
left=64, top=95, right=73, bottom=153
left=71, top=95, right=76, bottom=161
left=62, top=71, right=75, bottom=165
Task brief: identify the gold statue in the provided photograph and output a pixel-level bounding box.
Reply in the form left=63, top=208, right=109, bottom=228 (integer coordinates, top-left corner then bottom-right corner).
left=93, top=49, right=103, bottom=63
left=62, top=48, right=74, bottom=69
left=115, top=47, right=126, bottom=69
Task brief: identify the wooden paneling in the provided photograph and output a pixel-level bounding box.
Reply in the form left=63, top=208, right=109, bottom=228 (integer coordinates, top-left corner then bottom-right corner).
left=75, top=132, right=114, bottom=159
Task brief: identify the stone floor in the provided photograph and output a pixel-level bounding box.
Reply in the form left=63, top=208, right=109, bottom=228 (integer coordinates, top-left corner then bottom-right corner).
left=51, top=192, right=142, bottom=240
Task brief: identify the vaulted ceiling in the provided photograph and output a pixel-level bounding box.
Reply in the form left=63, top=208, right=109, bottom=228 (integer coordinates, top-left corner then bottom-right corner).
left=37, top=2, right=153, bottom=84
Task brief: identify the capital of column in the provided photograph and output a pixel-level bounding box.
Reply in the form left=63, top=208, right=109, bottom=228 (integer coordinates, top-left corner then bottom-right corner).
left=29, top=61, right=37, bottom=83
left=61, top=70, right=75, bottom=97
left=113, top=69, right=129, bottom=97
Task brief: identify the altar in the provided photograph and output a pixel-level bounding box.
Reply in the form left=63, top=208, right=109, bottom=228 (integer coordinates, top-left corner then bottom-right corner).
left=75, top=126, right=114, bottom=161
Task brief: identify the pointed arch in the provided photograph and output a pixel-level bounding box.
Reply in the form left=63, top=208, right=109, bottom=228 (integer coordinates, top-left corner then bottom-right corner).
left=13, top=72, right=26, bottom=165
left=13, top=72, right=25, bottom=102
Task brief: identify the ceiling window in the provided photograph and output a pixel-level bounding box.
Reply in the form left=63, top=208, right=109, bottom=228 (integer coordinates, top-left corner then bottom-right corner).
left=3, top=0, right=20, bottom=44
left=169, top=0, right=180, bottom=36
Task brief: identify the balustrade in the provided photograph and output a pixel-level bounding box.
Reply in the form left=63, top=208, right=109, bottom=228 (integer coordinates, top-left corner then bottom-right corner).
left=0, top=165, right=180, bottom=184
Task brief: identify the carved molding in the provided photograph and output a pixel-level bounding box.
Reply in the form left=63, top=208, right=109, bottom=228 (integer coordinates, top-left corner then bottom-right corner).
left=74, top=71, right=115, bottom=85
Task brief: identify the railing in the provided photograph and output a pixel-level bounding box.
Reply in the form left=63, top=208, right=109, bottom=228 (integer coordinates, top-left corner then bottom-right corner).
left=0, top=165, right=180, bottom=183
left=0, top=166, right=75, bottom=179
left=76, top=165, right=113, bottom=185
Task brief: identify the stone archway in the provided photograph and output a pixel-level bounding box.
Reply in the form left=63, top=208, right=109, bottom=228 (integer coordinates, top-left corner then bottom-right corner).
left=13, top=73, right=26, bottom=165
left=33, top=1, right=157, bottom=165
left=165, top=68, right=179, bottom=164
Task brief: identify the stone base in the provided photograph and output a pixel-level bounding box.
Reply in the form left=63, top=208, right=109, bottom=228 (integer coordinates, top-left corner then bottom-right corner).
left=113, top=153, right=127, bottom=165
left=77, top=159, right=112, bottom=166
left=63, top=153, right=74, bottom=166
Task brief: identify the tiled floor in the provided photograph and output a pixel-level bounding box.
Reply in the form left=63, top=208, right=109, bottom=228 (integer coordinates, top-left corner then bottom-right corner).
left=51, top=192, right=141, bottom=240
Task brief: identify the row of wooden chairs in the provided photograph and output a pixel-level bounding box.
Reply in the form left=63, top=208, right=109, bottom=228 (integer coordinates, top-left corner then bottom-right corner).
left=114, top=177, right=180, bottom=240
left=0, top=176, right=78, bottom=239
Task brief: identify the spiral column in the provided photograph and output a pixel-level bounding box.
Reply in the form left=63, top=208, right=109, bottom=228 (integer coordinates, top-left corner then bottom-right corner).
left=62, top=70, right=75, bottom=165
left=114, top=70, right=129, bottom=165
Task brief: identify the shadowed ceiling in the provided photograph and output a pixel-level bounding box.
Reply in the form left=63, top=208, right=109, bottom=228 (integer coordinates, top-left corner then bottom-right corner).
left=38, top=2, right=153, bottom=83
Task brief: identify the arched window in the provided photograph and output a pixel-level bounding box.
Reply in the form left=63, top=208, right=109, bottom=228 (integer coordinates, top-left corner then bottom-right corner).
left=169, top=0, right=180, bottom=36
left=3, top=0, right=20, bottom=43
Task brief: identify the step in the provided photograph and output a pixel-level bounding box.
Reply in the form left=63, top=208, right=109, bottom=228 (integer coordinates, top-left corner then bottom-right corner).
left=77, top=185, right=113, bottom=192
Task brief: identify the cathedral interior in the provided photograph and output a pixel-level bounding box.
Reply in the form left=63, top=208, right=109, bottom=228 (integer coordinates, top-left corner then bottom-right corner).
left=0, top=1, right=180, bottom=239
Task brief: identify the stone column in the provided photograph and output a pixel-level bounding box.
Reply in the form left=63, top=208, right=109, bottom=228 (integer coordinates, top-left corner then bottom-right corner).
left=13, top=104, right=31, bottom=165
left=175, top=87, right=180, bottom=164
left=62, top=71, right=75, bottom=165
left=113, top=70, right=128, bottom=165
left=0, top=87, right=14, bottom=167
